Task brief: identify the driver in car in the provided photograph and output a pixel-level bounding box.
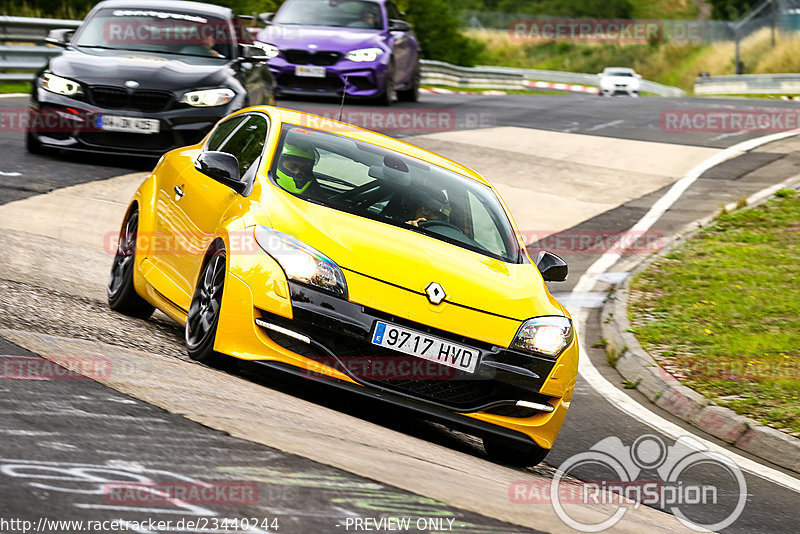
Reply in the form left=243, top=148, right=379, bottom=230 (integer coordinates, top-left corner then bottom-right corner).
left=349, top=5, right=380, bottom=29
left=276, top=143, right=323, bottom=198
left=405, top=189, right=450, bottom=227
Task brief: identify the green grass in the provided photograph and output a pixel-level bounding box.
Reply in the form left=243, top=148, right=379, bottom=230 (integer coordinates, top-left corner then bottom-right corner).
left=629, top=0, right=700, bottom=20
left=469, top=27, right=800, bottom=93
left=629, top=190, right=800, bottom=435
left=0, top=82, right=32, bottom=94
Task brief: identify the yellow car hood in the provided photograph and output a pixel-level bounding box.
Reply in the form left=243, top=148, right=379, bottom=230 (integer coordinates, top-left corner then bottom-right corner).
left=260, top=192, right=563, bottom=322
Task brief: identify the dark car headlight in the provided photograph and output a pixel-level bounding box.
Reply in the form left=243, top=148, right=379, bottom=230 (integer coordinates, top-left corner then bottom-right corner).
left=179, top=88, right=235, bottom=107
left=511, top=316, right=574, bottom=358
left=254, top=226, right=348, bottom=299
left=41, top=73, right=83, bottom=96
left=345, top=47, right=383, bottom=62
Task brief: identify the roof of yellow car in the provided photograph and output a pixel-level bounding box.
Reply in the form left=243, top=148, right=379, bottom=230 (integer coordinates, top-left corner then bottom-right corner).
left=256, top=106, right=492, bottom=187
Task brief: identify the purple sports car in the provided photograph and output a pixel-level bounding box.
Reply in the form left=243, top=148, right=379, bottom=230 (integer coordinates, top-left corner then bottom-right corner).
left=255, top=0, right=420, bottom=105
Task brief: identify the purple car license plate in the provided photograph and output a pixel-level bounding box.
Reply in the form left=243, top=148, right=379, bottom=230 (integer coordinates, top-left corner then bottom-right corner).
left=295, top=65, right=326, bottom=78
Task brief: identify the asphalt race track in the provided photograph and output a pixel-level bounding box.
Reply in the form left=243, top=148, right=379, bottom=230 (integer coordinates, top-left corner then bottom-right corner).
left=1, top=91, right=800, bottom=534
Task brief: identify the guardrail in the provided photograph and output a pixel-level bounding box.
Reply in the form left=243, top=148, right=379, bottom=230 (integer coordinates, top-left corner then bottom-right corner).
left=0, top=16, right=80, bottom=81
left=0, top=15, right=687, bottom=97
left=421, top=60, right=686, bottom=97
left=695, top=73, right=800, bottom=95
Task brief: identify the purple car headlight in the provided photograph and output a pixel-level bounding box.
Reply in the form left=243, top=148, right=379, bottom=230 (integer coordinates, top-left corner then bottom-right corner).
left=345, top=47, right=383, bottom=62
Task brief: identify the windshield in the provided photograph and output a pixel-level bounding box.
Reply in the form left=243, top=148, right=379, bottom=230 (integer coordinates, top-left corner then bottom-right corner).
left=274, top=0, right=384, bottom=29
left=73, top=8, right=235, bottom=59
left=271, top=125, right=523, bottom=263
left=606, top=70, right=634, bottom=77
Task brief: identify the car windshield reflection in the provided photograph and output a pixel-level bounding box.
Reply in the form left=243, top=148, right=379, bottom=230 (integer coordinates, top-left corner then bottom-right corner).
left=270, top=125, right=523, bottom=263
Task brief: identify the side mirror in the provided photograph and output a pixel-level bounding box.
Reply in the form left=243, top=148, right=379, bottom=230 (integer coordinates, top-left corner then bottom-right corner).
left=389, top=19, right=411, bottom=32
left=195, top=151, right=247, bottom=194
left=535, top=251, right=568, bottom=282
left=258, top=12, right=274, bottom=25
left=46, top=28, right=74, bottom=47
left=239, top=43, right=270, bottom=61
left=635, top=73, right=642, bottom=79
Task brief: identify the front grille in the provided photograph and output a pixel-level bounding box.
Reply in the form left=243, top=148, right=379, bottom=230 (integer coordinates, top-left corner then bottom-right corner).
left=89, top=86, right=173, bottom=112
left=80, top=131, right=176, bottom=151
left=90, top=86, right=127, bottom=108
left=261, top=312, right=509, bottom=410
left=132, top=90, right=173, bottom=112
left=381, top=378, right=495, bottom=406
left=283, top=49, right=341, bottom=66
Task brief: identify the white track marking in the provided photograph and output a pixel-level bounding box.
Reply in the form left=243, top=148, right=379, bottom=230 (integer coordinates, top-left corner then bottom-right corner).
left=571, top=128, right=800, bottom=493
left=0, top=93, right=28, bottom=98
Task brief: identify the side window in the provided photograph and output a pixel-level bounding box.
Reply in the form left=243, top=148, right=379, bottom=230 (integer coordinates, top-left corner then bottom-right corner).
left=467, top=190, right=506, bottom=258
left=207, top=116, right=246, bottom=151
left=216, top=115, right=270, bottom=176
left=234, top=18, right=254, bottom=45
left=386, top=1, right=403, bottom=20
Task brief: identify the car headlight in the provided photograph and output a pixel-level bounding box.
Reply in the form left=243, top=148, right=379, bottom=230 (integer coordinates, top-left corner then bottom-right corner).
left=41, top=73, right=83, bottom=96
left=179, top=88, right=235, bottom=107
left=254, top=42, right=279, bottom=59
left=345, top=47, right=383, bottom=62
left=511, top=316, right=574, bottom=358
left=254, top=226, right=348, bottom=299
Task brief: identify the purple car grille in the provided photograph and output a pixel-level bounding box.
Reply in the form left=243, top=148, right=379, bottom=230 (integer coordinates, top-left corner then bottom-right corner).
left=283, top=49, right=342, bottom=66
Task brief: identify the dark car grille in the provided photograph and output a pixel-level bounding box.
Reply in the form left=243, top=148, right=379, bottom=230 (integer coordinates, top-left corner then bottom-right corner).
left=283, top=49, right=342, bottom=66
left=80, top=131, right=176, bottom=151
left=381, top=378, right=495, bottom=406
left=88, top=86, right=173, bottom=112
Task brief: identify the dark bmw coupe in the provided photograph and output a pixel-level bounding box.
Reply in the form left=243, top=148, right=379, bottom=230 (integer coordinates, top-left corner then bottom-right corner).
left=27, top=0, right=275, bottom=157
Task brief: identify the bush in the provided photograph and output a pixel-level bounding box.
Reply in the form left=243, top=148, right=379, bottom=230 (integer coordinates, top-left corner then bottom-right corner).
left=399, top=0, right=484, bottom=66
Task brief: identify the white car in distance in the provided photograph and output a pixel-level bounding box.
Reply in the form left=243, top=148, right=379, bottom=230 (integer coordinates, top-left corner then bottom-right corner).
left=598, top=67, right=641, bottom=97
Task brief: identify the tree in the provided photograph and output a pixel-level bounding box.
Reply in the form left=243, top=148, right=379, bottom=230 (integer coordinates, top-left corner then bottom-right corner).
left=399, top=0, right=484, bottom=66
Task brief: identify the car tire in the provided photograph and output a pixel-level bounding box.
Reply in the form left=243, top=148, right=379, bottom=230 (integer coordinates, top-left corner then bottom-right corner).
left=376, top=60, right=396, bottom=106
left=483, top=435, right=549, bottom=467
left=185, top=245, right=228, bottom=366
left=107, top=208, right=156, bottom=319
left=397, top=63, right=420, bottom=103
left=25, top=130, right=45, bottom=155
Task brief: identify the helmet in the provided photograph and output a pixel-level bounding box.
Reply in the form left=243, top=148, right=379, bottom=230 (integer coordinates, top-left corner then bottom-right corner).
left=408, top=187, right=450, bottom=219
left=276, top=143, right=316, bottom=194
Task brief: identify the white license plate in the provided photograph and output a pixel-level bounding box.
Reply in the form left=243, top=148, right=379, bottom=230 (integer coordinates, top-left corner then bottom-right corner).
left=98, top=115, right=160, bottom=134
left=371, top=321, right=480, bottom=374
left=295, top=65, right=326, bottom=78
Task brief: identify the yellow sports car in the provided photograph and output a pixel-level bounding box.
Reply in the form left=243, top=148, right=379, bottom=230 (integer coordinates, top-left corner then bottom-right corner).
left=108, top=106, right=579, bottom=466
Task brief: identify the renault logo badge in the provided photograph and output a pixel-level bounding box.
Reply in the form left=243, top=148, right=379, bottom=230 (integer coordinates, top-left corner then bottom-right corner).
left=425, top=282, right=446, bottom=305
